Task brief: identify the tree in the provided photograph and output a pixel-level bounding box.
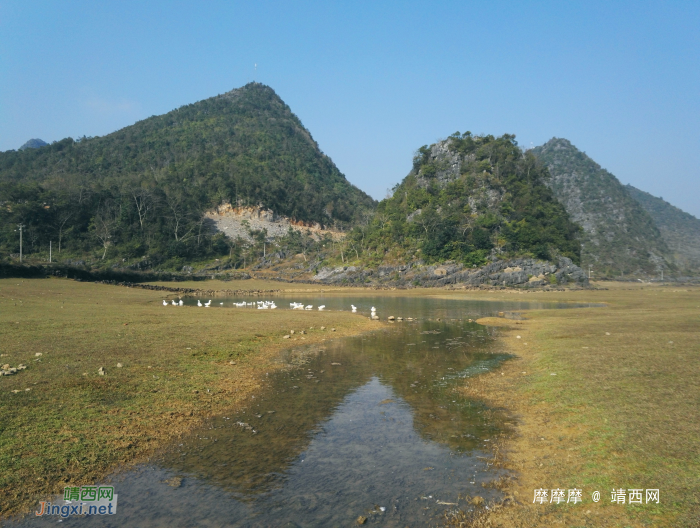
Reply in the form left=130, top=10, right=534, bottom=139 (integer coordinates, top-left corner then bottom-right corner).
left=164, top=189, right=194, bottom=242
left=90, top=202, right=120, bottom=259
left=53, top=209, right=74, bottom=254
left=130, top=185, right=157, bottom=232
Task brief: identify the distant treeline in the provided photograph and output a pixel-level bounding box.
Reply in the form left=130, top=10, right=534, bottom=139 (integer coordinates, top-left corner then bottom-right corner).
left=0, top=262, right=214, bottom=282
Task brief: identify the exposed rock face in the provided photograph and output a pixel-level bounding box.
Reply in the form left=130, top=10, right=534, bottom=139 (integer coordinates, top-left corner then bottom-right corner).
left=311, top=257, right=587, bottom=288
left=626, top=185, right=700, bottom=275
left=532, top=138, right=672, bottom=276
left=414, top=140, right=505, bottom=217
left=207, top=203, right=345, bottom=242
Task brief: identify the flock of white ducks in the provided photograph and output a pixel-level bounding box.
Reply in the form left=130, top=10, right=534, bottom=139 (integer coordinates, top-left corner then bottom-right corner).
left=162, top=299, right=373, bottom=315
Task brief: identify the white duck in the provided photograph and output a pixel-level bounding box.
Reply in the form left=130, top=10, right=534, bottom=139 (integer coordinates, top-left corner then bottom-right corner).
left=163, top=300, right=168, bottom=306
left=197, top=300, right=203, bottom=307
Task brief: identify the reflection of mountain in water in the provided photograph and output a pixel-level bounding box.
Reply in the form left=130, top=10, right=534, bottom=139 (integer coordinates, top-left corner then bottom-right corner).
left=12, top=298, right=599, bottom=528
left=158, top=318, right=510, bottom=499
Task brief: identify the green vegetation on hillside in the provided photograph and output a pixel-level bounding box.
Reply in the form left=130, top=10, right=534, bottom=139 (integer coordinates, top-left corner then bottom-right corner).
left=344, top=132, right=581, bottom=267
left=532, top=138, right=672, bottom=277
left=0, top=83, right=375, bottom=269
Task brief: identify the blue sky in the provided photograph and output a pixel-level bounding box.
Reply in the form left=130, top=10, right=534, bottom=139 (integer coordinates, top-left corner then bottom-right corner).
left=1, top=1, right=699, bottom=216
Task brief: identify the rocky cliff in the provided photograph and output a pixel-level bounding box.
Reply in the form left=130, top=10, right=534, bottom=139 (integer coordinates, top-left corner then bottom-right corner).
left=206, top=204, right=345, bottom=242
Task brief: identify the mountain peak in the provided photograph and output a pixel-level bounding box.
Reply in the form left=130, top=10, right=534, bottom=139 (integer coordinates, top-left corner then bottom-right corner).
left=532, top=139, right=672, bottom=275
left=18, top=138, right=47, bottom=150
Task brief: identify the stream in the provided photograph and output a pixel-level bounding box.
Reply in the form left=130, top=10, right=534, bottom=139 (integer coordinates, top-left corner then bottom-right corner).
left=14, top=295, right=596, bottom=527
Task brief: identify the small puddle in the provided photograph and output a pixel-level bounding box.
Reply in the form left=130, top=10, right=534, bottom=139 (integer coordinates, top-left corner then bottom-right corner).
left=14, top=296, right=596, bottom=527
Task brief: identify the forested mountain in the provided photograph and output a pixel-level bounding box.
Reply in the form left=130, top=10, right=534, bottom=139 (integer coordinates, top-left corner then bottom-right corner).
left=531, top=138, right=672, bottom=277
left=626, top=185, right=700, bottom=274
left=0, top=83, right=376, bottom=267
left=345, top=132, right=581, bottom=268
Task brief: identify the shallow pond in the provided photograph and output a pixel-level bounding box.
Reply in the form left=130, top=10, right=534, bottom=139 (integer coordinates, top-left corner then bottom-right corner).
left=16, top=296, right=596, bottom=527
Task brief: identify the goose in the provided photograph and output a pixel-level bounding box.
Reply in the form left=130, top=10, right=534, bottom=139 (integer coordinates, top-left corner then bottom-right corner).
left=204, top=300, right=212, bottom=307
left=163, top=300, right=168, bottom=306
left=220, top=302, right=224, bottom=306
left=318, top=305, right=326, bottom=311
left=351, top=304, right=357, bottom=312
left=197, top=300, right=203, bottom=307
left=305, top=305, right=313, bottom=310
left=179, top=300, right=183, bottom=306
left=171, top=300, right=177, bottom=306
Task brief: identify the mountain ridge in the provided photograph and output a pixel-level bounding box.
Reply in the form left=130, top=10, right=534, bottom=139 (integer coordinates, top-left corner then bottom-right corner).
left=0, top=83, right=375, bottom=267
left=531, top=138, right=672, bottom=277
left=625, top=184, right=700, bottom=274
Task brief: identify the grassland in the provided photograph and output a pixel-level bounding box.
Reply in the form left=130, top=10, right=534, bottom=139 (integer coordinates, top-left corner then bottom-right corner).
left=2, top=277, right=698, bottom=527
left=0, top=277, right=377, bottom=518
left=452, top=282, right=700, bottom=527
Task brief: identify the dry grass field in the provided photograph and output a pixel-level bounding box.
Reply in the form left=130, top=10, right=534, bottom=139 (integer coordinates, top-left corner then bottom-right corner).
left=2, top=277, right=698, bottom=527
left=449, top=282, right=700, bottom=527
left=0, top=277, right=377, bottom=518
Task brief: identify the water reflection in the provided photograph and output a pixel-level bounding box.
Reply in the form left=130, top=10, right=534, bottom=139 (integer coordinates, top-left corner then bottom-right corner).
left=160, top=319, right=509, bottom=502
left=15, top=297, right=590, bottom=527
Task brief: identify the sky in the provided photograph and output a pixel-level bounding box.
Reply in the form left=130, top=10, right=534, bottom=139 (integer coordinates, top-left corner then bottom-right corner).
left=1, top=1, right=699, bottom=216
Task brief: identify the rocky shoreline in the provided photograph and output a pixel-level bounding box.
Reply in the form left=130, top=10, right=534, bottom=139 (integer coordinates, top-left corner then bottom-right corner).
left=310, top=257, right=588, bottom=289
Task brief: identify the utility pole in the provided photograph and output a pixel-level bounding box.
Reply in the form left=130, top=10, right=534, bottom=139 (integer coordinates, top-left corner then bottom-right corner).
left=17, top=224, right=24, bottom=263
left=588, top=265, right=593, bottom=280
left=49, top=241, right=52, bottom=263
left=661, top=270, right=664, bottom=281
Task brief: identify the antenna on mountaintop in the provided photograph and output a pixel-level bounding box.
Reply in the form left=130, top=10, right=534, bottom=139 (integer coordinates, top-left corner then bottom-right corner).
left=254, top=63, right=257, bottom=82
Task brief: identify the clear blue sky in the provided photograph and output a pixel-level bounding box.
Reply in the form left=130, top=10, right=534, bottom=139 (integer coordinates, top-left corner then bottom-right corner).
left=1, top=1, right=699, bottom=216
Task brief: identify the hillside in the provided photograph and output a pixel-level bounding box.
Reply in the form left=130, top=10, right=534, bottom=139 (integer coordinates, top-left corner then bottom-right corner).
left=0, top=83, right=375, bottom=268
left=531, top=138, right=672, bottom=277
left=626, top=185, right=700, bottom=274
left=342, top=132, right=582, bottom=272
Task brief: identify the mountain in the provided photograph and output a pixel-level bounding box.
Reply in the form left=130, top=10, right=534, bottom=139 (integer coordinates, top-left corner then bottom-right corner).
left=18, top=138, right=47, bottom=150
left=0, top=83, right=376, bottom=267
left=346, top=132, right=582, bottom=270
left=625, top=185, right=700, bottom=274
left=531, top=138, right=672, bottom=277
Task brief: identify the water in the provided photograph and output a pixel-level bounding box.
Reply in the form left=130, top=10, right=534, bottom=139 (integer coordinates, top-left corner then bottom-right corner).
left=14, top=296, right=595, bottom=527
